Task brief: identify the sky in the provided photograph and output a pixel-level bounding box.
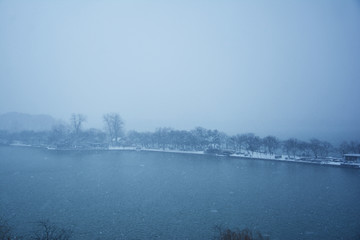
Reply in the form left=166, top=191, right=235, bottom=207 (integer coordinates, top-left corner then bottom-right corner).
left=0, top=0, right=360, bottom=142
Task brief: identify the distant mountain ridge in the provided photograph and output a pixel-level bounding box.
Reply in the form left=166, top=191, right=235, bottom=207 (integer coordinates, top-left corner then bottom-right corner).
left=0, top=112, right=58, bottom=132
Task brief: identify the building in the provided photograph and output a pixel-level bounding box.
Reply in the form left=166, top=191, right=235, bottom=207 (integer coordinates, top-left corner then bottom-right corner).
left=343, top=154, right=360, bottom=162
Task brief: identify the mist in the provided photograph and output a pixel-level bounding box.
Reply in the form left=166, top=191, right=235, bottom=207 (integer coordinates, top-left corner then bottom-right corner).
left=1, top=0, right=360, bottom=143
left=2, top=2, right=360, bottom=239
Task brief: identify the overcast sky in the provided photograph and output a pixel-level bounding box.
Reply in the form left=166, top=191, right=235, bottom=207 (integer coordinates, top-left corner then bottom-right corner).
left=0, top=0, right=359, bottom=142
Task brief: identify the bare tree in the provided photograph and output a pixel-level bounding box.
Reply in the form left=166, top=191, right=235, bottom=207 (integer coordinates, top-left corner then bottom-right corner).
left=309, top=138, right=322, bottom=159
left=69, top=114, right=86, bottom=136
left=319, top=141, right=332, bottom=158
left=339, top=141, right=350, bottom=155
left=48, top=123, right=71, bottom=148
left=0, top=218, right=16, bottom=240
left=262, top=136, right=280, bottom=155
left=31, top=220, right=72, bottom=240
left=154, top=127, right=172, bottom=149
left=103, top=113, right=124, bottom=146
left=234, top=134, right=249, bottom=153
left=213, top=225, right=269, bottom=240
left=298, top=141, right=311, bottom=157
left=207, top=129, right=221, bottom=149
left=191, top=127, right=210, bottom=150
left=283, top=138, right=300, bottom=158
left=243, top=133, right=261, bottom=155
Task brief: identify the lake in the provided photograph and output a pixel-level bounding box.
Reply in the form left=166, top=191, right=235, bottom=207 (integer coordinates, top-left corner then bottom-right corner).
left=0, top=146, right=360, bottom=239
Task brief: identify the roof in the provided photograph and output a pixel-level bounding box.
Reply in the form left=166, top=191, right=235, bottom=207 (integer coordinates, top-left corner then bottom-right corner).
left=344, top=154, right=360, bottom=157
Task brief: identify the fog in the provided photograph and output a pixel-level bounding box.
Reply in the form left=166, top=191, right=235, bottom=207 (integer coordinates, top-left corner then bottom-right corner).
left=1, top=0, right=360, bottom=142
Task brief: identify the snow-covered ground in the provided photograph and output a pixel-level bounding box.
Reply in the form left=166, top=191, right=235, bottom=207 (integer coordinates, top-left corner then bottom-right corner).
left=9, top=142, right=32, bottom=147
left=107, top=146, right=359, bottom=168
left=108, top=146, right=204, bottom=155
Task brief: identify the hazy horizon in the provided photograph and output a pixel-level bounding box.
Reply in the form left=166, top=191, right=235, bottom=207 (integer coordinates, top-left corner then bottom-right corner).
left=1, top=0, right=360, bottom=143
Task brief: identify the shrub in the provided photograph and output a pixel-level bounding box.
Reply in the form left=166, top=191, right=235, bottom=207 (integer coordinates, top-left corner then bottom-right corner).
left=214, top=225, right=269, bottom=240
left=0, top=218, right=19, bottom=240
left=30, top=221, right=72, bottom=240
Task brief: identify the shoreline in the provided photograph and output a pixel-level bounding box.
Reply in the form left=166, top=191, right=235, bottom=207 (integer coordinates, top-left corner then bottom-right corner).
left=4, top=144, right=360, bottom=169
left=108, top=146, right=360, bottom=168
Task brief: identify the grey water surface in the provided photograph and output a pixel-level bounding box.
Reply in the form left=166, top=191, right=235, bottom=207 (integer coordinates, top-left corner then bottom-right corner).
left=1, top=146, right=360, bottom=240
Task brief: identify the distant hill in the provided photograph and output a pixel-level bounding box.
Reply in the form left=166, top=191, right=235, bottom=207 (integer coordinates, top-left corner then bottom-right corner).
left=0, top=112, right=58, bottom=132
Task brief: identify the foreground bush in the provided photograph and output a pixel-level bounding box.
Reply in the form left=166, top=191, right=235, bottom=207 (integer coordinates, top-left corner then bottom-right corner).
left=31, top=221, right=72, bottom=240
left=214, top=225, right=269, bottom=240
left=0, top=219, right=71, bottom=240
left=2, top=218, right=271, bottom=240
left=0, top=218, right=14, bottom=240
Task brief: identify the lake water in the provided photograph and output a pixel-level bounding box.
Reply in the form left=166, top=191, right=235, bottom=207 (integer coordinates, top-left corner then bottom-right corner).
left=1, top=146, right=360, bottom=240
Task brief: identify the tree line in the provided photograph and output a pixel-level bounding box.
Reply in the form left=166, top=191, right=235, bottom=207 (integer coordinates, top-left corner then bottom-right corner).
left=0, top=113, right=359, bottom=159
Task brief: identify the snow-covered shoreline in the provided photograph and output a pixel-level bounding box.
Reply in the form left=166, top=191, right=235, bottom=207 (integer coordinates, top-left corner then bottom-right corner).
left=108, top=146, right=204, bottom=155
left=5, top=144, right=360, bottom=169
left=108, top=146, right=359, bottom=168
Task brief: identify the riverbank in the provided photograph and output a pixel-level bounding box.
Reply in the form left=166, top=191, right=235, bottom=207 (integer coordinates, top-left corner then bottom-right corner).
left=4, top=144, right=360, bottom=169
left=108, top=146, right=360, bottom=169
